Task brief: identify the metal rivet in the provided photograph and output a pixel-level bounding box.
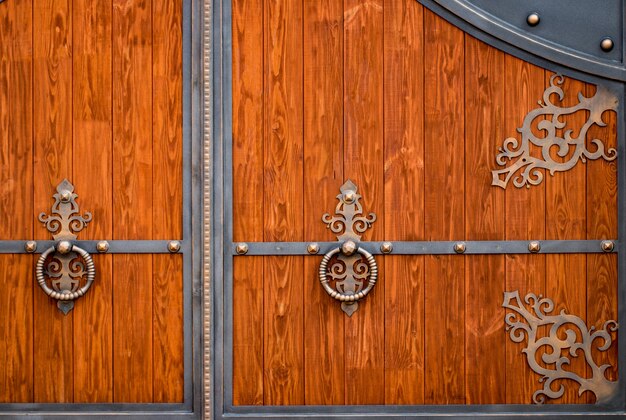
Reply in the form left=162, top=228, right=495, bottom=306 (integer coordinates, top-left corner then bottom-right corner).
left=24, top=241, right=37, bottom=253
left=235, top=243, right=248, bottom=255
left=341, top=240, right=357, bottom=256
left=59, top=189, right=72, bottom=203
left=96, top=241, right=110, bottom=253
left=168, top=240, right=181, bottom=253
left=380, top=242, right=393, bottom=254
left=56, top=240, right=73, bottom=255
left=526, top=12, right=540, bottom=27
left=528, top=241, right=541, bottom=253
left=601, top=240, right=614, bottom=253
left=453, top=242, right=466, bottom=254
left=307, top=243, right=320, bottom=254
left=600, top=37, right=614, bottom=52
left=343, top=190, right=356, bottom=204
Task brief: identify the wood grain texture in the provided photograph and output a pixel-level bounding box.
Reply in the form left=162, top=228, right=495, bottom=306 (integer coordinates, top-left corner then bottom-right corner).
left=343, top=0, right=385, bottom=405
left=544, top=75, right=588, bottom=404
left=33, top=0, right=74, bottom=403
left=423, top=9, right=465, bottom=404
left=302, top=0, right=344, bottom=405
left=112, top=0, right=153, bottom=402
left=72, top=0, right=113, bottom=402
left=263, top=0, right=304, bottom=405
left=0, top=0, right=34, bottom=403
left=152, top=0, right=184, bottom=403
left=502, top=56, right=546, bottom=404
left=231, top=0, right=265, bottom=405
left=383, top=0, right=424, bottom=405
left=463, top=36, right=505, bottom=404
left=585, top=83, right=618, bottom=384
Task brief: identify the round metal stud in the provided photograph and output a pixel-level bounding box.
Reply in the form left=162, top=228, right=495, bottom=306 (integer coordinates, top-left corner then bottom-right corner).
left=168, top=240, right=181, bottom=253
left=59, top=189, right=72, bottom=203
left=96, top=241, right=110, bottom=253
left=600, top=37, right=614, bottom=52
left=307, top=243, right=320, bottom=254
left=341, top=240, right=357, bottom=256
left=343, top=190, right=356, bottom=204
left=235, top=242, right=249, bottom=255
left=528, top=241, right=541, bottom=253
left=453, top=242, right=466, bottom=254
left=526, top=12, right=540, bottom=27
left=601, top=240, right=614, bottom=253
left=380, top=242, right=393, bottom=254
left=24, top=241, right=37, bottom=253
left=56, top=240, right=73, bottom=255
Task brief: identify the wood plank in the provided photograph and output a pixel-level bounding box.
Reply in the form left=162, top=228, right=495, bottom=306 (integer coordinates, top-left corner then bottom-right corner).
left=262, top=0, right=304, bottom=405
left=152, top=0, right=184, bottom=403
left=502, top=56, right=546, bottom=404
left=463, top=36, right=505, bottom=404
left=544, top=74, right=588, bottom=404
left=302, top=0, right=344, bottom=405
left=423, top=9, right=465, bottom=404
left=231, top=0, right=264, bottom=405
left=585, top=83, right=618, bottom=386
left=0, top=0, right=34, bottom=403
left=72, top=0, right=113, bottom=403
left=112, top=0, right=153, bottom=403
left=382, top=0, right=424, bottom=405
left=343, top=0, right=384, bottom=405
left=32, top=0, right=74, bottom=403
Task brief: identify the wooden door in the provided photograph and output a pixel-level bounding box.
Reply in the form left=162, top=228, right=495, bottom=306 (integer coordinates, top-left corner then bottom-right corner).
left=0, top=0, right=202, bottom=418
left=217, top=0, right=625, bottom=417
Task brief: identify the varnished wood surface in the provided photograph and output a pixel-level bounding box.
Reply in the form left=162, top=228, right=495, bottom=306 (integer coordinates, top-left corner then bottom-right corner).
left=231, top=0, right=619, bottom=407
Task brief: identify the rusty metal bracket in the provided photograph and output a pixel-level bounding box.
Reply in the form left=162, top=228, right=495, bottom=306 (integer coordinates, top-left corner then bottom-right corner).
left=36, top=179, right=95, bottom=314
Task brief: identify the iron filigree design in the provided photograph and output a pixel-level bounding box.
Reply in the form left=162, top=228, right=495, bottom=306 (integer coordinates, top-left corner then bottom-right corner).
left=36, top=180, right=96, bottom=314
left=503, top=290, right=618, bottom=404
left=492, top=74, right=618, bottom=189
left=319, top=180, right=377, bottom=316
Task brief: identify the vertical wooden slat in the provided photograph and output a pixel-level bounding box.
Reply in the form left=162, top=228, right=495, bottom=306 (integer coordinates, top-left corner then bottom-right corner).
left=231, top=0, right=265, bottom=406
left=343, top=0, right=384, bottom=405
left=112, top=0, right=153, bottom=402
left=33, top=0, right=74, bottom=403
left=503, top=56, right=546, bottom=404
left=423, top=9, right=465, bottom=405
left=72, top=0, right=113, bottom=403
left=585, top=83, right=618, bottom=385
left=152, top=0, right=184, bottom=403
left=303, top=0, right=344, bottom=405
left=263, top=0, right=304, bottom=405
left=545, top=74, right=588, bottom=404
left=0, top=1, right=33, bottom=402
left=383, top=0, right=424, bottom=405
left=463, top=36, right=505, bottom=404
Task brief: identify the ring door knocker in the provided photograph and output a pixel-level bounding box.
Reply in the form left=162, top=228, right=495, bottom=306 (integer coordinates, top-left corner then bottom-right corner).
left=319, top=180, right=378, bottom=316
left=36, top=179, right=95, bottom=314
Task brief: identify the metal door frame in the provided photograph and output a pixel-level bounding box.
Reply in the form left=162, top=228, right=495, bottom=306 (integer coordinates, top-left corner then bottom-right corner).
left=208, top=0, right=626, bottom=418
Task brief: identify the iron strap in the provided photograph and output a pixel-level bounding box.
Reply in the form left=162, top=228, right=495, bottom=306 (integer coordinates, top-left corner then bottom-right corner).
left=232, top=240, right=619, bottom=256
left=0, top=240, right=187, bottom=254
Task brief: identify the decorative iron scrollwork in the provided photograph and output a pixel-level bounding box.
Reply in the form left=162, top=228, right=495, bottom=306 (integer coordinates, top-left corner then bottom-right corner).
left=503, top=290, right=618, bottom=404
left=36, top=180, right=96, bottom=314
left=319, top=180, right=377, bottom=316
left=492, top=74, right=618, bottom=189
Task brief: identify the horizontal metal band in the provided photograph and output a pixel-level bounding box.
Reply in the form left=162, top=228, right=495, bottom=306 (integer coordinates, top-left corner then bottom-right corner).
left=0, top=240, right=186, bottom=254
left=232, top=240, right=619, bottom=256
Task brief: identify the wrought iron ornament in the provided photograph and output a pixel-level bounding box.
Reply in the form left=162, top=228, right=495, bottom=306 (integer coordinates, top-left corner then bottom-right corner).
left=503, top=291, right=618, bottom=404
left=492, top=74, right=618, bottom=189
left=319, top=180, right=377, bottom=316
left=36, top=180, right=96, bottom=314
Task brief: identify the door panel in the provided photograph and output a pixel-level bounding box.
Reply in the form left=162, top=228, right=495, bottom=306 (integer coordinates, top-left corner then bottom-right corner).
left=230, top=0, right=619, bottom=409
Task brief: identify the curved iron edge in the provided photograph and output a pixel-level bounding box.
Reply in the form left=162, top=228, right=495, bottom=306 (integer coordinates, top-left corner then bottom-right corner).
left=418, top=0, right=626, bottom=82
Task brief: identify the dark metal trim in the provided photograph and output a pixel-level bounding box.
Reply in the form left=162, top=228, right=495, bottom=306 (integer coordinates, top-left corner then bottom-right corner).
left=0, top=240, right=186, bottom=254
left=232, top=240, right=619, bottom=256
